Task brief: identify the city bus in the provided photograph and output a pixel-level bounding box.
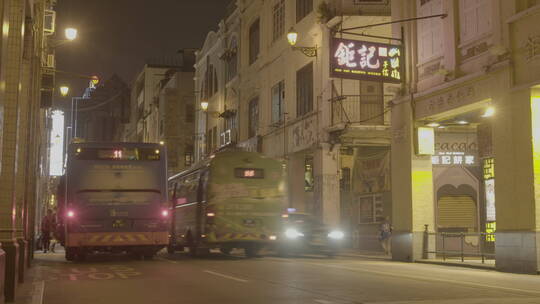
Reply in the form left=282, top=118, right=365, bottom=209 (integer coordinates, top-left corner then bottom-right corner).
left=167, top=150, right=284, bottom=257
left=60, top=142, right=168, bottom=261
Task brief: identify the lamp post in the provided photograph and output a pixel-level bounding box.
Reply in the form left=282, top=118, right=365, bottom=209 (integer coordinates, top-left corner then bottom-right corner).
left=287, top=27, right=317, bottom=57
left=200, top=101, right=209, bottom=157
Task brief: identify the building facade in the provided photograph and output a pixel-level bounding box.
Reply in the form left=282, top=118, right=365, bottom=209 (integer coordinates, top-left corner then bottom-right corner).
left=73, top=75, right=130, bottom=142
left=126, top=52, right=196, bottom=175
left=0, top=0, right=56, bottom=301
left=194, top=0, right=396, bottom=246
left=390, top=0, right=540, bottom=273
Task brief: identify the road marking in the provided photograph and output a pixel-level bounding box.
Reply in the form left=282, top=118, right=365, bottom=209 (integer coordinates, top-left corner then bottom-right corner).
left=156, top=257, right=177, bottom=264
left=203, top=270, right=248, bottom=283
left=314, top=300, right=336, bottom=304
left=31, top=280, right=45, bottom=304
left=303, top=262, right=540, bottom=296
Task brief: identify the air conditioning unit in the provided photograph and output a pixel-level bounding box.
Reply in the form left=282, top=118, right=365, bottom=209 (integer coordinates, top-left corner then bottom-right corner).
left=44, top=54, right=55, bottom=68
left=43, top=9, right=56, bottom=35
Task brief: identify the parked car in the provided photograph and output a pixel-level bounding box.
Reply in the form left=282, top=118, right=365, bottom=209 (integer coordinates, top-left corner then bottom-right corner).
left=276, top=212, right=344, bottom=257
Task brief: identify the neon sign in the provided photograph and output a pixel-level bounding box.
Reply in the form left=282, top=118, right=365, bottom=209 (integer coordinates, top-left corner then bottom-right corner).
left=330, top=38, right=403, bottom=83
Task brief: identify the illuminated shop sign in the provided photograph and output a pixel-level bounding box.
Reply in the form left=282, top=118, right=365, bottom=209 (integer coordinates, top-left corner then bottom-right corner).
left=432, top=132, right=477, bottom=166
left=330, top=37, right=402, bottom=83
left=431, top=152, right=475, bottom=165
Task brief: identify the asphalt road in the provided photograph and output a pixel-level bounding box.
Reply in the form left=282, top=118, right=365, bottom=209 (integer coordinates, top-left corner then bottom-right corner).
left=18, top=250, right=540, bottom=304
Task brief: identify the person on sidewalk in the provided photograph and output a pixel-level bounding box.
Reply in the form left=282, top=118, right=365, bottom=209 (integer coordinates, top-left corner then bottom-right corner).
left=378, top=216, right=392, bottom=255
left=41, top=209, right=56, bottom=253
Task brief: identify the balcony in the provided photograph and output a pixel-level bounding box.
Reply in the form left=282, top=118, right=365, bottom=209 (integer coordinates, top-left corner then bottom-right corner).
left=331, top=94, right=392, bottom=127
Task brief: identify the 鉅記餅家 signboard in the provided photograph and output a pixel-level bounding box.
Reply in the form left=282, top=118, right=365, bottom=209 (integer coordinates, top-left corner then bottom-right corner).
left=330, top=37, right=402, bottom=83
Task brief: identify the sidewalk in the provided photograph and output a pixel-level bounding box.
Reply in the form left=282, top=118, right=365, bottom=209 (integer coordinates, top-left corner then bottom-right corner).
left=13, top=253, right=46, bottom=304
left=338, top=249, right=497, bottom=271
left=338, top=249, right=391, bottom=260
left=417, top=257, right=496, bottom=270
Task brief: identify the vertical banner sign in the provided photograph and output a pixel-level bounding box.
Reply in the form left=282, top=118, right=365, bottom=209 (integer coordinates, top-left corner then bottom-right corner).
left=330, top=37, right=403, bottom=83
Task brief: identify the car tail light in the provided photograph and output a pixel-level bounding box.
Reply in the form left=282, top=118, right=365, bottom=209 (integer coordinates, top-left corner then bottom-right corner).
left=161, top=209, right=169, bottom=217
left=67, top=210, right=75, bottom=218
left=206, top=212, right=215, bottom=217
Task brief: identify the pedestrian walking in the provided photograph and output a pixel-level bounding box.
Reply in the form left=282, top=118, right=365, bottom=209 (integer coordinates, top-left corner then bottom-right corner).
left=41, top=209, right=56, bottom=253
left=378, top=216, right=392, bottom=255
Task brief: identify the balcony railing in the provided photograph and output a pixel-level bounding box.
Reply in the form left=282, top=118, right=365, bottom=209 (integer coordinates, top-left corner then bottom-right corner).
left=331, top=94, right=393, bottom=126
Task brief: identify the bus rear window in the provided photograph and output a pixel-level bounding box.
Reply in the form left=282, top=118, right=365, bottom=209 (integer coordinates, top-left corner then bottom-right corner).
left=74, top=148, right=160, bottom=161
left=234, top=168, right=264, bottom=179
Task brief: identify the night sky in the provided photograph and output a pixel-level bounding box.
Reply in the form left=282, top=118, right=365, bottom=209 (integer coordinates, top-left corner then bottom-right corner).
left=54, top=0, right=230, bottom=99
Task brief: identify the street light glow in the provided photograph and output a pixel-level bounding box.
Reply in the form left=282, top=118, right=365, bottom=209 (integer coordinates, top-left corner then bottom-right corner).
left=200, top=101, right=209, bottom=111
left=482, top=106, right=495, bottom=118
left=65, top=28, right=78, bottom=41
left=59, top=86, right=69, bottom=97
left=287, top=28, right=298, bottom=46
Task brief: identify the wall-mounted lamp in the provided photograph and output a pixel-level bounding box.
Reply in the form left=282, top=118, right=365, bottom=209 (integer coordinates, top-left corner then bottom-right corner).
left=59, top=86, right=69, bottom=97
left=481, top=106, right=495, bottom=118
left=200, top=101, right=209, bottom=111
left=65, top=28, right=78, bottom=41
left=287, top=28, right=317, bottom=58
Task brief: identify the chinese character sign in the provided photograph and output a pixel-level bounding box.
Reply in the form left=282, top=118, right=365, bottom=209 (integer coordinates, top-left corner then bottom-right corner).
left=330, top=38, right=403, bottom=83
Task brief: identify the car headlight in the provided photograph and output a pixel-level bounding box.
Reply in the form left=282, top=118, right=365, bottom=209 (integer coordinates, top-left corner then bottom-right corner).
left=285, top=228, right=304, bottom=239
left=328, top=230, right=344, bottom=240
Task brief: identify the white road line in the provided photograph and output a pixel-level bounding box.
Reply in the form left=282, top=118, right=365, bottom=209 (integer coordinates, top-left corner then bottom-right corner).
left=156, top=257, right=177, bottom=264
left=314, top=299, right=336, bottom=304
left=31, top=280, right=45, bottom=304
left=304, top=262, right=540, bottom=296
left=203, top=270, right=248, bottom=283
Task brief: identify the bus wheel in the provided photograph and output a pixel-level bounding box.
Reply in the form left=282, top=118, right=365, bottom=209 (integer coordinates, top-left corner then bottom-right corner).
left=65, top=248, right=75, bottom=261
left=220, top=247, right=232, bottom=255
left=244, top=246, right=260, bottom=258
left=75, top=251, right=86, bottom=262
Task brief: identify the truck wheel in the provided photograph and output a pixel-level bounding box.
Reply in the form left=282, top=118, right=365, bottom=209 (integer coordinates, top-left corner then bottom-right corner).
left=220, top=247, right=232, bottom=255
left=245, top=246, right=259, bottom=258
left=167, top=245, right=175, bottom=255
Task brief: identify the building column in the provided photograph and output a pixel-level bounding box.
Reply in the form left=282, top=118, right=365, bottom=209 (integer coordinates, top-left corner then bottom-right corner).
left=287, top=153, right=305, bottom=212
left=14, top=39, right=34, bottom=283
left=0, top=0, right=9, bottom=300
left=314, top=143, right=340, bottom=226
left=390, top=100, right=435, bottom=261
left=492, top=88, right=540, bottom=274
left=0, top=0, right=26, bottom=301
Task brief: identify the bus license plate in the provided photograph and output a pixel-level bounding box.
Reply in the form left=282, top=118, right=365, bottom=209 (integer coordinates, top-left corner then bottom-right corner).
left=112, top=219, right=126, bottom=228
left=243, top=219, right=256, bottom=227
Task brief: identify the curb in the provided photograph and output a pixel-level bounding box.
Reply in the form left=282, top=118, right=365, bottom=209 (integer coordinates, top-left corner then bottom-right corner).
left=416, top=259, right=496, bottom=271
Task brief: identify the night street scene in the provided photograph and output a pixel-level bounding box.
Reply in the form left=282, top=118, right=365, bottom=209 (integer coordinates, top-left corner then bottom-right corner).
left=3, top=0, right=540, bottom=303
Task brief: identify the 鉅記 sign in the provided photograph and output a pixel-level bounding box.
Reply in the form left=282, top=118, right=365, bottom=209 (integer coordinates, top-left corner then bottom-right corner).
left=330, top=37, right=402, bottom=83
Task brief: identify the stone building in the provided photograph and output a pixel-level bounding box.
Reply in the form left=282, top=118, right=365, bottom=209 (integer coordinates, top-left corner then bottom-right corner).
left=194, top=0, right=396, bottom=242
left=126, top=52, right=196, bottom=175
left=0, top=0, right=57, bottom=301
left=73, top=74, right=130, bottom=142
left=390, top=0, right=540, bottom=273
left=154, top=52, right=196, bottom=175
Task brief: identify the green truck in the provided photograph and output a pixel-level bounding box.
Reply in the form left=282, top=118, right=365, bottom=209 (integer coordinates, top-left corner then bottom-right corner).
left=167, top=150, right=285, bottom=257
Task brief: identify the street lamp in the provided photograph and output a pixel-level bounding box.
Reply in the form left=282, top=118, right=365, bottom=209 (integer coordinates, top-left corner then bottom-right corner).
left=286, top=27, right=317, bottom=57
left=65, top=28, right=78, bottom=41
left=59, top=86, right=69, bottom=97
left=200, top=101, right=209, bottom=111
